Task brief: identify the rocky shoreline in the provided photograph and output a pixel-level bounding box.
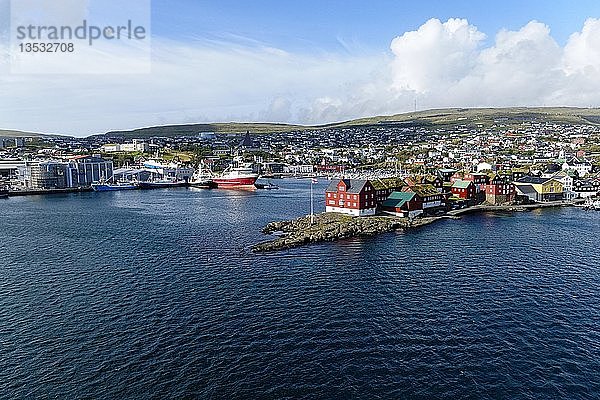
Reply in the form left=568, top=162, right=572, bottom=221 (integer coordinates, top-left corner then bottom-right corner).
left=252, top=200, right=580, bottom=253
left=251, top=213, right=442, bottom=252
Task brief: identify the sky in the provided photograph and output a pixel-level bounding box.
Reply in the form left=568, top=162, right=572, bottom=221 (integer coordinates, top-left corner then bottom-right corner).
left=2, top=0, right=600, bottom=136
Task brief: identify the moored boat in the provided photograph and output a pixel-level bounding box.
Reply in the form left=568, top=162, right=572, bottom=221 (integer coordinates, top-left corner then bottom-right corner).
left=189, top=163, right=217, bottom=189
left=138, top=179, right=188, bottom=189
left=582, top=197, right=600, bottom=210
left=212, top=162, right=258, bottom=188
left=0, top=186, right=8, bottom=198
left=91, top=179, right=139, bottom=192
left=189, top=179, right=217, bottom=189
left=255, top=181, right=279, bottom=190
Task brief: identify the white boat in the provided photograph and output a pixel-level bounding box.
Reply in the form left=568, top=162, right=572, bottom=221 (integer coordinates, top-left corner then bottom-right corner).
left=582, top=197, right=600, bottom=210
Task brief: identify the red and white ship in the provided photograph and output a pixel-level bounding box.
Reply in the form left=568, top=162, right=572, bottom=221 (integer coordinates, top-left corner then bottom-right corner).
left=212, top=162, right=258, bottom=188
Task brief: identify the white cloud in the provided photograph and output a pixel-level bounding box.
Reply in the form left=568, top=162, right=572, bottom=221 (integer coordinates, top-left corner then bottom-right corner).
left=3, top=17, right=600, bottom=136
left=390, top=18, right=485, bottom=92
left=563, top=18, right=600, bottom=74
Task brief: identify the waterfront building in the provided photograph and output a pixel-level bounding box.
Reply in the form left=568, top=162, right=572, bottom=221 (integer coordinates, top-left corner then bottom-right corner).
left=451, top=180, right=477, bottom=200
left=287, top=165, right=314, bottom=175
left=17, top=156, right=113, bottom=189
left=0, top=160, right=25, bottom=180
left=67, top=156, right=113, bottom=187
left=481, top=174, right=515, bottom=205
left=18, top=161, right=70, bottom=189
left=263, top=162, right=287, bottom=175
left=371, top=177, right=406, bottom=203
left=544, top=171, right=575, bottom=200
left=325, top=179, right=377, bottom=216
left=402, top=184, right=445, bottom=210
left=514, top=176, right=563, bottom=202
left=381, top=192, right=423, bottom=218
left=572, top=179, right=600, bottom=198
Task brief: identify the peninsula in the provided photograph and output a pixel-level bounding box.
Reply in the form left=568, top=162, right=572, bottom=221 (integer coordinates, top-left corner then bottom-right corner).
left=252, top=201, right=580, bottom=253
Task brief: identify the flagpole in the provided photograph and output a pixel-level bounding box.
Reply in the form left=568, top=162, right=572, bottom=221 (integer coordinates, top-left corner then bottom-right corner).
left=310, top=179, right=314, bottom=225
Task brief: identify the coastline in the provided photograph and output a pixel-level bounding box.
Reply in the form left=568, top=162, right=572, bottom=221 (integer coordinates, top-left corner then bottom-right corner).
left=252, top=200, right=580, bottom=252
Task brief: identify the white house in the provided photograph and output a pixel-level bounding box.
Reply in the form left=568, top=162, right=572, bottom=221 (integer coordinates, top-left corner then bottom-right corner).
left=562, top=157, right=592, bottom=178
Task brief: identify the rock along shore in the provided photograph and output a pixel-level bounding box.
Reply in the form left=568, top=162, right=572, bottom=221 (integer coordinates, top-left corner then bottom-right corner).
left=251, top=212, right=441, bottom=252
left=252, top=200, right=579, bottom=253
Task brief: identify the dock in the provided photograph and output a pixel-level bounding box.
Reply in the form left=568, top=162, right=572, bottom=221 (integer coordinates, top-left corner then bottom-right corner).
left=7, top=187, right=93, bottom=197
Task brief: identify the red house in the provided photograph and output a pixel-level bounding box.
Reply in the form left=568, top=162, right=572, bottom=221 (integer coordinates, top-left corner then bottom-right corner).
left=325, top=179, right=377, bottom=216
left=451, top=180, right=476, bottom=199
left=451, top=171, right=489, bottom=186
left=481, top=175, right=515, bottom=204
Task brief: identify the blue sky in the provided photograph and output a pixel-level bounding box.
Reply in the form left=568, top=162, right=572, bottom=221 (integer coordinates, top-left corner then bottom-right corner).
left=3, top=0, right=600, bottom=136
left=152, top=0, right=600, bottom=50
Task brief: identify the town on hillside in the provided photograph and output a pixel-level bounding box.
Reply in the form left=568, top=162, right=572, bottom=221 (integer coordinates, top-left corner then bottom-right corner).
left=1, top=119, right=600, bottom=211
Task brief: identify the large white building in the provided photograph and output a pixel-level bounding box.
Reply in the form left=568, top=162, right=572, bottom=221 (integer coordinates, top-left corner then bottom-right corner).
left=101, top=139, right=149, bottom=153
left=17, top=156, right=113, bottom=189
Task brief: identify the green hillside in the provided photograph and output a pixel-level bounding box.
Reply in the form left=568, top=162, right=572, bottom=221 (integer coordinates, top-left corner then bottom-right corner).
left=327, top=107, right=600, bottom=129
left=0, top=129, right=50, bottom=138
left=102, top=122, right=305, bottom=138
left=99, top=107, right=600, bottom=138
left=5, top=107, right=600, bottom=139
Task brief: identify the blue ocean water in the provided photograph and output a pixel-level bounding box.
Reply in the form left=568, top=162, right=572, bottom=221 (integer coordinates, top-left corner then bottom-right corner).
left=0, top=180, right=599, bottom=399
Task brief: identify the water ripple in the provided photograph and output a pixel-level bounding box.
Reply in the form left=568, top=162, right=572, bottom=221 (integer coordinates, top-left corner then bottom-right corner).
left=0, top=186, right=599, bottom=399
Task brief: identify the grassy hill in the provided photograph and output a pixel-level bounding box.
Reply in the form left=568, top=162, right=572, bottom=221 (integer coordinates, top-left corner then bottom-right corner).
left=99, top=107, right=600, bottom=138
left=102, top=122, right=305, bottom=138
left=0, top=129, right=52, bottom=138
left=327, top=107, right=600, bottom=129
left=5, top=107, right=600, bottom=139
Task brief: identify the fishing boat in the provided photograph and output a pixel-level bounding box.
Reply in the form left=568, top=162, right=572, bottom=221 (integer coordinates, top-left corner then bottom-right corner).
left=0, top=186, right=9, bottom=198
left=212, top=161, right=258, bottom=188
left=189, top=163, right=217, bottom=189
left=138, top=179, right=188, bottom=189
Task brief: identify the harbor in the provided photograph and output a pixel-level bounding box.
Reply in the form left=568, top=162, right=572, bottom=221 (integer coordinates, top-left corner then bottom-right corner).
left=2, top=181, right=599, bottom=399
